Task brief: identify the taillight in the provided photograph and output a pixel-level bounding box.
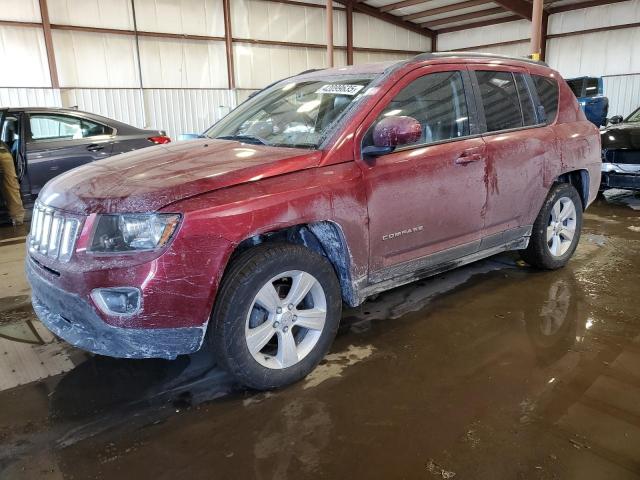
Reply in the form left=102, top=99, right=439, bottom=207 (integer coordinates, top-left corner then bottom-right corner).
left=148, top=135, right=171, bottom=144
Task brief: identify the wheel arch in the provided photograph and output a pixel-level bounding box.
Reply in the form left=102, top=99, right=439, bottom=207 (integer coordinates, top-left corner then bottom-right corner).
left=557, top=169, right=589, bottom=210
left=228, top=221, right=360, bottom=307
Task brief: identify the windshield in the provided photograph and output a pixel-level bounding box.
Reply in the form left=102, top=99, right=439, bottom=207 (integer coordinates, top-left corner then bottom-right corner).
left=626, top=107, right=640, bottom=123
left=205, top=77, right=374, bottom=149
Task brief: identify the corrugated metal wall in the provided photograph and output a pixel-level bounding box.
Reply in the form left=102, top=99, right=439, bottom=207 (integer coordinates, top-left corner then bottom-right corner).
left=0, top=0, right=426, bottom=138
left=603, top=75, right=640, bottom=117
left=0, top=88, right=61, bottom=108
left=3, top=0, right=638, bottom=132
left=61, top=89, right=145, bottom=128
left=437, top=0, right=640, bottom=116
left=144, top=89, right=236, bottom=136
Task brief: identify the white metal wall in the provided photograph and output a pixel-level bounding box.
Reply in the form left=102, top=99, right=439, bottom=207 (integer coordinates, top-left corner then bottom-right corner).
left=0, top=0, right=428, bottom=138
left=232, top=0, right=347, bottom=46
left=437, top=1, right=640, bottom=116
left=0, top=88, right=61, bottom=107
left=61, top=88, right=145, bottom=127
left=353, top=12, right=431, bottom=52
left=603, top=75, right=640, bottom=117
left=438, top=19, right=531, bottom=52
left=0, top=26, right=51, bottom=87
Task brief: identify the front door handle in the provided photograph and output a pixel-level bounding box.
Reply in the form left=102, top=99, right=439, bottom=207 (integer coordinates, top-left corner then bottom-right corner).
left=87, top=144, right=104, bottom=152
left=455, top=151, right=484, bottom=165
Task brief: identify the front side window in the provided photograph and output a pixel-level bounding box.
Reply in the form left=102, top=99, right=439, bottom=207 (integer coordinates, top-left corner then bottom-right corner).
left=205, top=78, right=373, bottom=149
left=532, top=75, right=559, bottom=125
left=366, top=71, right=470, bottom=148
left=30, top=114, right=112, bottom=141
left=476, top=71, right=523, bottom=132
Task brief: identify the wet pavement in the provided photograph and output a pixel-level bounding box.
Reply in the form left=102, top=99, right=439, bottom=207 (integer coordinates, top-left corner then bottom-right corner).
left=1, top=190, right=640, bottom=479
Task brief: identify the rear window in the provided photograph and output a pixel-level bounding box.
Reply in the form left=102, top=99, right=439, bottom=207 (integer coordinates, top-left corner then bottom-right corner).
left=566, top=79, right=583, bottom=97
left=584, top=77, right=599, bottom=97
left=532, top=75, right=559, bottom=125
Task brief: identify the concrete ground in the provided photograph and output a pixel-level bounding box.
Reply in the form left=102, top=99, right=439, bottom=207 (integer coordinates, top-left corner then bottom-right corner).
left=1, top=190, right=639, bottom=480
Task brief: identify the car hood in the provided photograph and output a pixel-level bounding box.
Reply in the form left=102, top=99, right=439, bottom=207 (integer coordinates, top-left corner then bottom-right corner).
left=39, top=139, right=322, bottom=214
left=601, top=123, right=640, bottom=150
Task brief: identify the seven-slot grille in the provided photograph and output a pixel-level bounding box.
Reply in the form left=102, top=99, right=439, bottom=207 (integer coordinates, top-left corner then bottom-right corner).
left=29, top=202, right=80, bottom=262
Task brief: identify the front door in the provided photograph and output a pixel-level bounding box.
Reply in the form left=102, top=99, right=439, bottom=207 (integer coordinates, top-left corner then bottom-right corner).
left=355, top=66, right=488, bottom=283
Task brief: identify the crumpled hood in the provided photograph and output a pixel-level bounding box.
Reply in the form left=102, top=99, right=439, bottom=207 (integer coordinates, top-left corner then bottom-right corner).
left=38, top=139, right=322, bottom=214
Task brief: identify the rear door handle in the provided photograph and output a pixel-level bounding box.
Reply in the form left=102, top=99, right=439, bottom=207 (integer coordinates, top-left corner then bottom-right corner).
left=455, top=152, right=484, bottom=165
left=87, top=144, right=104, bottom=152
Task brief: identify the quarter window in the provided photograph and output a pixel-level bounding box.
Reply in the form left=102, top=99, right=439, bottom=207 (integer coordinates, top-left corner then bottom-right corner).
left=372, top=71, right=470, bottom=147
left=475, top=71, right=523, bottom=132
left=531, top=75, right=559, bottom=125
left=29, top=114, right=112, bottom=141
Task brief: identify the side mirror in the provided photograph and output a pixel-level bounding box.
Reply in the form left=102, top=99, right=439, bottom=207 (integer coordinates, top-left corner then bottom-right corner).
left=373, top=116, right=422, bottom=149
left=608, top=115, right=623, bottom=125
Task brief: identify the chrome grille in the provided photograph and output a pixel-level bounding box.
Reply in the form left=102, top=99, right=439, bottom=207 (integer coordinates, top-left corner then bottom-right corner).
left=29, top=202, right=80, bottom=262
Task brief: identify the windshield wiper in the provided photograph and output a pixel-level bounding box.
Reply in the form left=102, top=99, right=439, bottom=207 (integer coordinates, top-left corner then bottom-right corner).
left=216, top=134, right=268, bottom=145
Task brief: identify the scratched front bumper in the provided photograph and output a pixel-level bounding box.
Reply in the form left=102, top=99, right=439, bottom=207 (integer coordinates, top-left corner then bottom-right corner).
left=27, top=259, right=204, bottom=360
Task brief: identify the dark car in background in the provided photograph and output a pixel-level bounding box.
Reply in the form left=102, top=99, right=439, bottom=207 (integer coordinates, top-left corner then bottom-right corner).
left=601, top=105, right=640, bottom=191
left=0, top=107, right=170, bottom=210
left=566, top=76, right=609, bottom=127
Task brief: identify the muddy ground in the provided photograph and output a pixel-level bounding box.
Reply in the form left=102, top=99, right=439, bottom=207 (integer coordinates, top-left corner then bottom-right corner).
left=0, top=190, right=639, bottom=480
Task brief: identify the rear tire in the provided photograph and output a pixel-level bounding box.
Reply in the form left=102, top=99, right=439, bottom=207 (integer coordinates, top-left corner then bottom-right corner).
left=521, top=183, right=583, bottom=270
left=210, top=243, right=342, bottom=390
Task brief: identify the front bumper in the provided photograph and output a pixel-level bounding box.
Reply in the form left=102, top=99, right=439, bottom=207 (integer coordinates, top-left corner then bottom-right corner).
left=27, top=259, right=205, bottom=359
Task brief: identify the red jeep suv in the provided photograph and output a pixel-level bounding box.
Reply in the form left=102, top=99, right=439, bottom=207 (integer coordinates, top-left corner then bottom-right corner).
left=27, top=53, right=601, bottom=389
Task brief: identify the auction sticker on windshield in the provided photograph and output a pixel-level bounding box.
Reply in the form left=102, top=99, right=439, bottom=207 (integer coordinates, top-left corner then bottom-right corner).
left=316, top=84, right=365, bottom=96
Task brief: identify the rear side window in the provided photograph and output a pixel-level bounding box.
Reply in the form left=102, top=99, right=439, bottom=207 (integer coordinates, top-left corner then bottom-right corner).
left=372, top=70, right=470, bottom=147
left=475, top=71, right=522, bottom=132
left=514, top=73, right=537, bottom=126
left=532, top=75, right=559, bottom=124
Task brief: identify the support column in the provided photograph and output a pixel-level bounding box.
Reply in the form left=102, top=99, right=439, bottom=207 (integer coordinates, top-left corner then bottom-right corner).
left=540, top=12, right=549, bottom=61
left=326, top=0, right=334, bottom=67
left=223, top=0, right=235, bottom=89
left=530, top=0, right=544, bottom=60
left=38, top=0, right=59, bottom=88
left=130, top=0, right=147, bottom=127
left=346, top=2, right=353, bottom=65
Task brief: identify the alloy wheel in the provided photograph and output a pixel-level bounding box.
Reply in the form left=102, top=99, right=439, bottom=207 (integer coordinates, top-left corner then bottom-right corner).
left=546, top=196, right=577, bottom=257
left=245, top=270, right=327, bottom=369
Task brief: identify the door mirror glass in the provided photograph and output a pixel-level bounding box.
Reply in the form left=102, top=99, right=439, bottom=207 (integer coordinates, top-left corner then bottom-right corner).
left=609, top=115, right=623, bottom=125
left=372, top=116, right=422, bottom=148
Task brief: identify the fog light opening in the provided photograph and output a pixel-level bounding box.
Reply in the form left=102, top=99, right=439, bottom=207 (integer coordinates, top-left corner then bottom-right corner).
left=92, top=287, right=142, bottom=316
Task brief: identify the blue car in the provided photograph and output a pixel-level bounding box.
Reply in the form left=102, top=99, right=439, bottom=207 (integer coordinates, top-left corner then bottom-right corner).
left=566, top=76, right=609, bottom=127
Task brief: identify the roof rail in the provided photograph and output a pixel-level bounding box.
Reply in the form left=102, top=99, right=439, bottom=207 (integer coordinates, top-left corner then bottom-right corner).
left=412, top=51, right=548, bottom=67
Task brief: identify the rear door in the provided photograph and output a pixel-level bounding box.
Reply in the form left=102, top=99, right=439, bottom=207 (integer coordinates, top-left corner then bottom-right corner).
left=25, top=112, right=114, bottom=193
left=355, top=65, right=488, bottom=282
left=468, top=66, right=556, bottom=246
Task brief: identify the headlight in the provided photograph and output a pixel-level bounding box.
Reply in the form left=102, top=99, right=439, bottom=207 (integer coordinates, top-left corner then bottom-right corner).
left=89, top=213, right=181, bottom=253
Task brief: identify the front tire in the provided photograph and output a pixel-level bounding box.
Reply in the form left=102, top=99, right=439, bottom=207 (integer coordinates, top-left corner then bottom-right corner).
left=210, top=243, right=342, bottom=390
left=521, top=183, right=583, bottom=270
